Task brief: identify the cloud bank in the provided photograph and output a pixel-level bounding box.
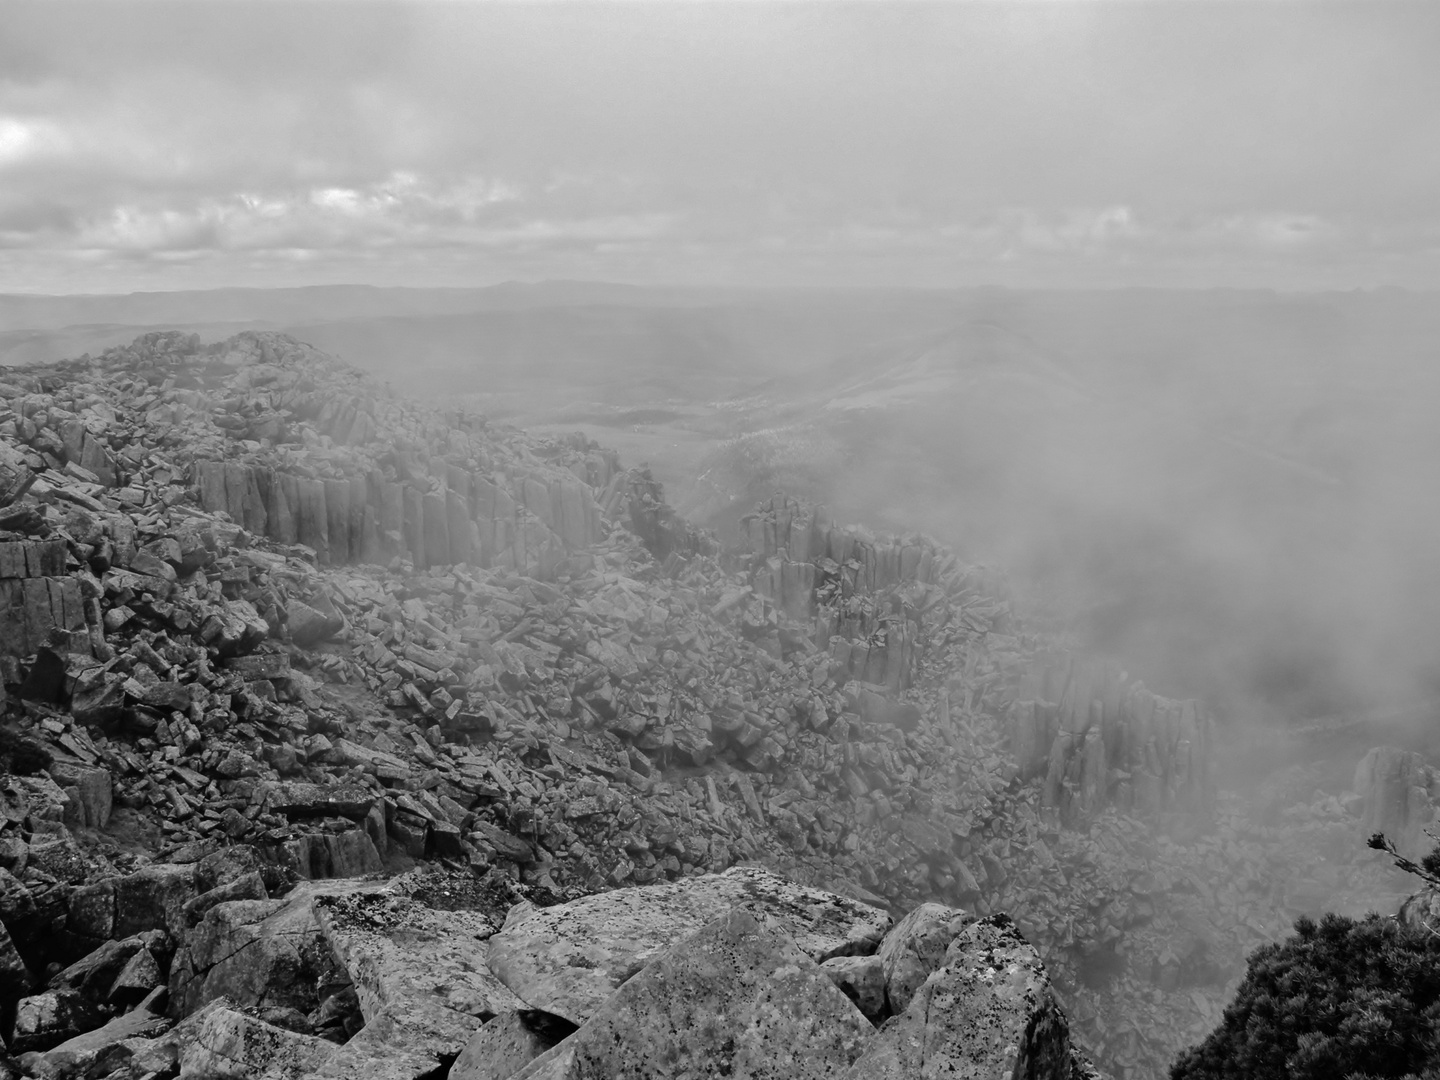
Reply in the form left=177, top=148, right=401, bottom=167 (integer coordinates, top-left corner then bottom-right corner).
left=2, top=1, right=1439, bottom=292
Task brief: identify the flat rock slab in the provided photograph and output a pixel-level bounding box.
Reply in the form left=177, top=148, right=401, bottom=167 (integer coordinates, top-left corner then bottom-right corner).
left=844, top=915, right=1073, bottom=1080
left=169, top=879, right=379, bottom=1018
left=178, top=1006, right=339, bottom=1079
left=313, top=891, right=526, bottom=1069
left=486, top=865, right=892, bottom=1024
left=311, top=1006, right=481, bottom=1080
left=514, top=906, right=873, bottom=1080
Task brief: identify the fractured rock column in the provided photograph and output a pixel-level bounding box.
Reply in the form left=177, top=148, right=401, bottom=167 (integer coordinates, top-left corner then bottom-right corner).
left=422, top=492, right=450, bottom=568
left=296, top=477, right=329, bottom=563
left=379, top=482, right=405, bottom=562
left=446, top=490, right=472, bottom=565
left=324, top=479, right=351, bottom=565
left=0, top=539, right=86, bottom=657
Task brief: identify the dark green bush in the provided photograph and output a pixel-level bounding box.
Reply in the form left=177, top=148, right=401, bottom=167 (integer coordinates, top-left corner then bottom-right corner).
left=1170, top=911, right=1440, bottom=1080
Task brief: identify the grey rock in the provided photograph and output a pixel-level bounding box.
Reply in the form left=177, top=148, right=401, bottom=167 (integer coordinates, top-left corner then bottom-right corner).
left=876, top=901, right=975, bottom=1014
left=843, top=915, right=1073, bottom=1080
left=486, top=865, right=891, bottom=1025
left=312, top=891, right=525, bottom=1072
left=821, top=952, right=888, bottom=1025
left=450, top=1012, right=568, bottom=1080
left=517, top=906, right=872, bottom=1080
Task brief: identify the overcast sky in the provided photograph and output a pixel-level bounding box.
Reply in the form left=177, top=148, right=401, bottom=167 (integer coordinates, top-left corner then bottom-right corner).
left=2, top=1, right=1438, bottom=294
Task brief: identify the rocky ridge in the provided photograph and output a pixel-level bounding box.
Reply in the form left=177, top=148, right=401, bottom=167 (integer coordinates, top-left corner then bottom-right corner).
left=0, top=331, right=1413, bottom=1078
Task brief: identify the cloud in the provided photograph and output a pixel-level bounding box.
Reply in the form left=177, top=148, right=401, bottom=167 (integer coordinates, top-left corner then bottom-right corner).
left=1, top=1, right=1440, bottom=291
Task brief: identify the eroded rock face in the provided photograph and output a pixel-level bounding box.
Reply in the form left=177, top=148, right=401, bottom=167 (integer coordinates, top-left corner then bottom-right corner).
left=485, top=865, right=892, bottom=1024
left=845, top=915, right=1073, bottom=1080
left=519, top=907, right=874, bottom=1080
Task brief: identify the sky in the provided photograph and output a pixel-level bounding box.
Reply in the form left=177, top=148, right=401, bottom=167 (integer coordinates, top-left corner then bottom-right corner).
left=2, top=0, right=1439, bottom=294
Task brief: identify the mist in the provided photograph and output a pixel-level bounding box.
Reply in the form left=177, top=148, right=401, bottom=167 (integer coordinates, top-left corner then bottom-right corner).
left=4, top=3, right=1440, bottom=1075
left=8, top=282, right=1440, bottom=742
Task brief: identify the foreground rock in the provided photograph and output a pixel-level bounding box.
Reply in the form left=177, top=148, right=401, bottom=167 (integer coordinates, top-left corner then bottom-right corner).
left=311, top=890, right=526, bottom=1075
left=0, top=855, right=1107, bottom=1080
left=450, top=1012, right=569, bottom=1080
left=514, top=906, right=874, bottom=1079
left=845, top=915, right=1075, bottom=1080
left=485, top=865, right=892, bottom=1024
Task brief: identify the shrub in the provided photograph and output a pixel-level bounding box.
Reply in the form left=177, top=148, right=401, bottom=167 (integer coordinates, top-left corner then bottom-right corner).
left=1170, top=910, right=1440, bottom=1080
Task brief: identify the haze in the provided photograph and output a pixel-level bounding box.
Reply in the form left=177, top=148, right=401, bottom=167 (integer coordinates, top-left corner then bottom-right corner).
left=4, top=5, right=1440, bottom=746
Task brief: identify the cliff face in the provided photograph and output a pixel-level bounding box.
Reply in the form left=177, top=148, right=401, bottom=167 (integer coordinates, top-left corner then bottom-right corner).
left=0, top=330, right=1395, bottom=1080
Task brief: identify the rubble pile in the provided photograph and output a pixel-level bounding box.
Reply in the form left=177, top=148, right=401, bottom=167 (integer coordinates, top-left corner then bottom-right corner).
left=0, top=330, right=1411, bottom=1079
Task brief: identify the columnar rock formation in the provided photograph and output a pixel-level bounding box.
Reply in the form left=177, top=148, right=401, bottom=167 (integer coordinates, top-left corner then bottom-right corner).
left=0, top=538, right=86, bottom=659
left=1355, top=745, right=1438, bottom=858
left=3, top=331, right=624, bottom=582
left=1013, top=652, right=1213, bottom=820
left=740, top=493, right=1004, bottom=693
left=740, top=495, right=1212, bottom=821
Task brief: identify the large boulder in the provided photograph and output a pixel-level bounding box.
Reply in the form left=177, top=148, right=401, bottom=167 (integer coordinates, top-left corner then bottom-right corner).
left=515, top=907, right=873, bottom=1080
left=310, top=891, right=526, bottom=1075
left=178, top=1005, right=339, bottom=1079
left=168, top=880, right=372, bottom=1018
left=9, top=989, right=104, bottom=1053
left=843, top=915, right=1073, bottom=1080
left=27, top=988, right=170, bottom=1079
left=876, top=901, right=975, bottom=1014
left=486, top=866, right=891, bottom=1024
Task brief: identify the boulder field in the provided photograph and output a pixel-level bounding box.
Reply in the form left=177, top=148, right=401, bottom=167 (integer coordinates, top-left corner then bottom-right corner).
left=0, top=329, right=1405, bottom=1078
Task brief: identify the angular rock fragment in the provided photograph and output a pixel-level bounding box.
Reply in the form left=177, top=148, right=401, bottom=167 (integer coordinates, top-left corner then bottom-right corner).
left=10, top=989, right=104, bottom=1053
left=876, top=900, right=975, bottom=1014
left=179, top=1004, right=339, bottom=1079
left=451, top=1011, right=571, bottom=1080
left=312, top=891, right=525, bottom=1070
left=28, top=986, right=169, bottom=1078
left=518, top=907, right=873, bottom=1080
left=485, top=866, right=891, bottom=1025
left=821, top=952, right=888, bottom=1025
left=843, top=915, right=1073, bottom=1080
left=168, top=881, right=372, bottom=1018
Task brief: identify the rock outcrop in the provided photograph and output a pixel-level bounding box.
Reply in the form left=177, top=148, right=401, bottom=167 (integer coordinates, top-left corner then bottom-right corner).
left=0, top=856, right=1101, bottom=1080
left=1355, top=745, right=1437, bottom=859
